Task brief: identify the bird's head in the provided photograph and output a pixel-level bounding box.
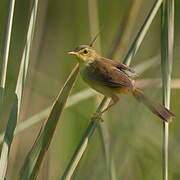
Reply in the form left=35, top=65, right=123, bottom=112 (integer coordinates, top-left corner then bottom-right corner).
left=68, top=45, right=98, bottom=64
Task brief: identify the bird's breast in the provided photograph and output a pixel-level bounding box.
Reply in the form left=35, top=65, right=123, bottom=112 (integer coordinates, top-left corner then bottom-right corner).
left=80, top=65, right=96, bottom=85
left=79, top=65, right=116, bottom=97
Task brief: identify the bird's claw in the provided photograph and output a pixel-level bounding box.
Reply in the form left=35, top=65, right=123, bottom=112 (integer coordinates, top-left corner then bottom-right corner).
left=92, top=112, right=100, bottom=119
left=92, top=112, right=104, bottom=122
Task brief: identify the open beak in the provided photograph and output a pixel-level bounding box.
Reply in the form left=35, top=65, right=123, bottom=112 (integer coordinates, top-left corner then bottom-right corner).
left=68, top=51, right=78, bottom=55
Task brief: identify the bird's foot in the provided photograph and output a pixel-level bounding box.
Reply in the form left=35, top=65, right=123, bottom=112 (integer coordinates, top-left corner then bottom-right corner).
left=92, top=112, right=104, bottom=122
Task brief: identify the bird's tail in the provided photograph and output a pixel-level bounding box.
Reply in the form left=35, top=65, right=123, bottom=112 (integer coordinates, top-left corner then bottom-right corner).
left=132, top=88, right=175, bottom=122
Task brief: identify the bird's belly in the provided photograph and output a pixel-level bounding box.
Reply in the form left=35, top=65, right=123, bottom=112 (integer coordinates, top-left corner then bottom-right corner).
left=80, top=69, right=110, bottom=96
left=80, top=68, right=128, bottom=97
left=84, top=78, right=113, bottom=97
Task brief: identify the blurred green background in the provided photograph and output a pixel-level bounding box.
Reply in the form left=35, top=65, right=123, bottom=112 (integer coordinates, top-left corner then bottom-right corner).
left=0, top=0, right=180, bottom=179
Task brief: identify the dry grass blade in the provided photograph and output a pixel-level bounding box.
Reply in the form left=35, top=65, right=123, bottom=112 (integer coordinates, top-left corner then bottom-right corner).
left=161, top=0, right=174, bottom=180
left=0, top=1, right=39, bottom=179
left=19, top=64, right=79, bottom=180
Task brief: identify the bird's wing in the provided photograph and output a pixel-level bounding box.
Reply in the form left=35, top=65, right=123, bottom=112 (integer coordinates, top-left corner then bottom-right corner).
left=89, top=60, right=134, bottom=88
left=100, top=57, right=137, bottom=75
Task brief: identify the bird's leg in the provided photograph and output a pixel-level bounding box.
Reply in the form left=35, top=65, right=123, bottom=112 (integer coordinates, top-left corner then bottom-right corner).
left=100, top=95, right=119, bottom=115
left=93, top=95, right=119, bottom=121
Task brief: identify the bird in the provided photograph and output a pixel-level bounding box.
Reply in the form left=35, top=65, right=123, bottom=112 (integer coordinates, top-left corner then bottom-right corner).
left=68, top=45, right=175, bottom=122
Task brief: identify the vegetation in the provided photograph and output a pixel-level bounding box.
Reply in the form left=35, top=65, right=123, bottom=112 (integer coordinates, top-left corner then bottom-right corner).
left=0, top=0, right=179, bottom=179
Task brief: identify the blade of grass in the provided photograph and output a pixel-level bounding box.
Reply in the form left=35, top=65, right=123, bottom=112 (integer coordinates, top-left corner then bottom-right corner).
left=97, top=119, right=116, bottom=180
left=161, top=0, right=174, bottom=180
left=111, top=0, right=143, bottom=60
left=61, top=1, right=163, bottom=178
left=0, top=1, right=39, bottom=179
left=107, top=0, right=142, bottom=59
left=0, top=89, right=96, bottom=143
left=0, top=1, right=16, bottom=178
left=0, top=0, right=15, bottom=89
left=19, top=64, right=79, bottom=180
left=61, top=97, right=109, bottom=179
left=0, top=0, right=15, bottom=119
left=133, top=54, right=160, bottom=74
left=88, top=0, right=101, bottom=53
left=124, top=0, right=162, bottom=66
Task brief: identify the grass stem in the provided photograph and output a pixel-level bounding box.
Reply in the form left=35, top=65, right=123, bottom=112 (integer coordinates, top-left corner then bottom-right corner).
left=161, top=0, right=174, bottom=180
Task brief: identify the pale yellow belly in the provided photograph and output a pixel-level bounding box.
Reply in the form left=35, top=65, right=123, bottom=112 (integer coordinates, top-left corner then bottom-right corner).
left=80, top=69, right=131, bottom=98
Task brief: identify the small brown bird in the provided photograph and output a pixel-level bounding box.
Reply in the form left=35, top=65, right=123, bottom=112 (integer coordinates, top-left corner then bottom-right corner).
left=68, top=45, right=175, bottom=122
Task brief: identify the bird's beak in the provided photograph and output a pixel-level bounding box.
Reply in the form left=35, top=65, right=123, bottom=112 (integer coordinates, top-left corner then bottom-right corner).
left=68, top=51, right=78, bottom=56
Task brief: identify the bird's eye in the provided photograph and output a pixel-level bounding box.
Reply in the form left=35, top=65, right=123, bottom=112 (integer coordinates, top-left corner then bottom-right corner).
left=83, top=49, right=88, bottom=54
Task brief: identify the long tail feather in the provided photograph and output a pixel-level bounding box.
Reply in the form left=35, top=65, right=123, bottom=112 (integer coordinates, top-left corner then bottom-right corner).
left=132, top=88, right=175, bottom=122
